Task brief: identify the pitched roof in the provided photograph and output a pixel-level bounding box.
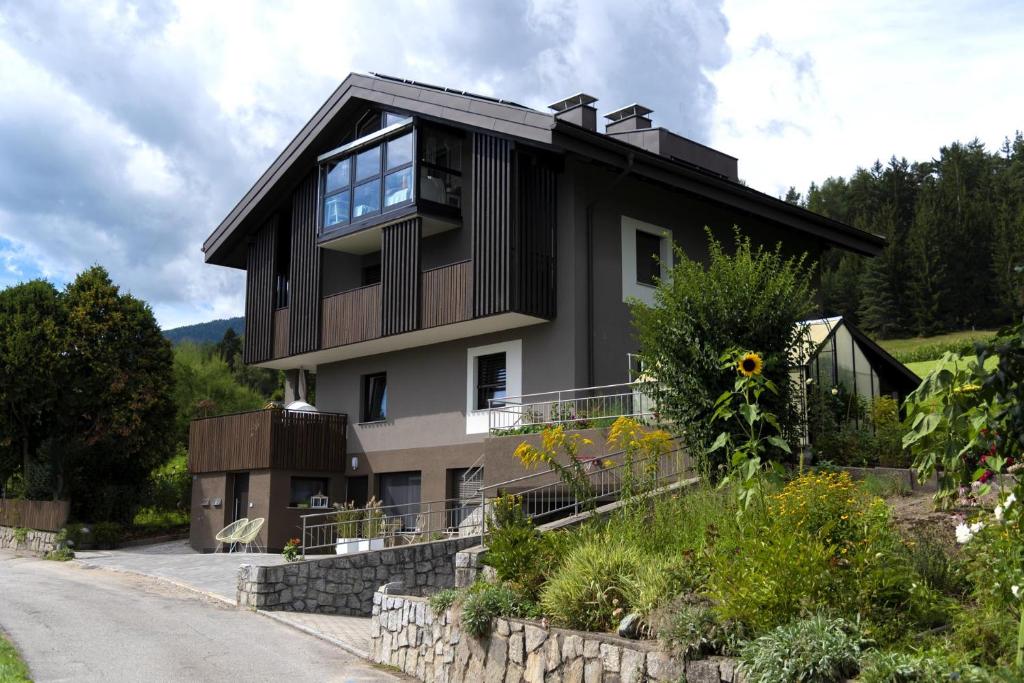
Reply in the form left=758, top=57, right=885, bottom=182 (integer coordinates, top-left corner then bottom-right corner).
left=204, top=72, right=885, bottom=267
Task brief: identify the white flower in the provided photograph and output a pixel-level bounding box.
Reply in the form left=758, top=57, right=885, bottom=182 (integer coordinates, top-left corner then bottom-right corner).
left=1013, top=585, right=1022, bottom=600
left=971, top=521, right=985, bottom=534
left=831, top=387, right=839, bottom=396
left=955, top=523, right=973, bottom=544
left=995, top=505, right=1005, bottom=522
left=1006, top=492, right=1017, bottom=507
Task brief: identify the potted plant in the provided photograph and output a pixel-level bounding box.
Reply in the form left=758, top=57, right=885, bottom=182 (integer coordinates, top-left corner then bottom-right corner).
left=359, top=497, right=386, bottom=551
left=334, top=501, right=362, bottom=555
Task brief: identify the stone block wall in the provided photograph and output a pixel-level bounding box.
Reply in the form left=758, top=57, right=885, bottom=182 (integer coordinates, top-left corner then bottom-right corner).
left=0, top=525, right=58, bottom=554
left=237, top=536, right=479, bottom=615
left=371, top=591, right=745, bottom=683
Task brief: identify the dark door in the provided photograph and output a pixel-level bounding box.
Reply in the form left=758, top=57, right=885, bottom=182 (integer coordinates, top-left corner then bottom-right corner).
left=346, top=476, right=368, bottom=508
left=378, top=471, right=421, bottom=530
left=232, top=473, right=250, bottom=522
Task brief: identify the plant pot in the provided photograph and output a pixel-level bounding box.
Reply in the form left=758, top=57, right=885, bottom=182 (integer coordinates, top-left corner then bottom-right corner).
left=335, top=538, right=361, bottom=555
left=357, top=538, right=386, bottom=552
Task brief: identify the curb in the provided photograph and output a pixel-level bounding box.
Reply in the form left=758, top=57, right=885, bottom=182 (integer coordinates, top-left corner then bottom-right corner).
left=71, top=557, right=373, bottom=661
left=254, top=610, right=372, bottom=660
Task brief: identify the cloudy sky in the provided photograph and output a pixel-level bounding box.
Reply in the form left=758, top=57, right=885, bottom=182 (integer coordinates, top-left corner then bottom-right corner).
left=1, top=0, right=1021, bottom=329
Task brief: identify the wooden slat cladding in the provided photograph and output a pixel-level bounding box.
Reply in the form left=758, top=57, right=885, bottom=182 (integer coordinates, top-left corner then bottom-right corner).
left=243, top=217, right=277, bottom=364
left=321, top=284, right=382, bottom=348
left=288, top=172, right=321, bottom=355
left=189, top=409, right=347, bottom=474
left=472, top=133, right=513, bottom=317
left=0, top=499, right=70, bottom=532
left=421, top=261, right=472, bottom=328
left=513, top=152, right=557, bottom=319
left=273, top=307, right=290, bottom=358
left=381, top=218, right=421, bottom=336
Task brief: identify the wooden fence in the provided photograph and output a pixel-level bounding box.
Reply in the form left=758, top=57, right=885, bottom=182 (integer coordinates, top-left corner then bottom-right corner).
left=321, top=284, right=382, bottom=348
left=421, top=260, right=472, bottom=329
left=0, top=499, right=70, bottom=531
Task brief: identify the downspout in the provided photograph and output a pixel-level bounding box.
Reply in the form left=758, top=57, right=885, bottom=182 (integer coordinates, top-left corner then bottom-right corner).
left=584, top=151, right=635, bottom=386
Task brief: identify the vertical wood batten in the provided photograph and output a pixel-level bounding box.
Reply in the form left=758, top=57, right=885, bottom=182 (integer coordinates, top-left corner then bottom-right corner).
left=289, top=172, right=322, bottom=356
left=382, top=218, right=421, bottom=336
left=472, top=133, right=513, bottom=317
left=243, top=217, right=277, bottom=364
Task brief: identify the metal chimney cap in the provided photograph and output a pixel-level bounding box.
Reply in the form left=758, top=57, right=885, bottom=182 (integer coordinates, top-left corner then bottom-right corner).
left=548, top=93, right=598, bottom=112
left=604, top=104, right=654, bottom=121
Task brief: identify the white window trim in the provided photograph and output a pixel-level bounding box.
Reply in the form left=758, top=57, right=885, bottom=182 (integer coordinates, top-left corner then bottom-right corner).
left=621, top=216, right=673, bottom=305
left=466, top=339, right=522, bottom=435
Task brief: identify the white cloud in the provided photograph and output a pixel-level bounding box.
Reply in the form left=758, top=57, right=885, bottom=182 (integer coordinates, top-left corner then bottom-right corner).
left=710, top=0, right=1024, bottom=198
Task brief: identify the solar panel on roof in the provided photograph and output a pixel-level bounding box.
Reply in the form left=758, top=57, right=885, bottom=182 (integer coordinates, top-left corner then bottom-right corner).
left=368, top=72, right=536, bottom=111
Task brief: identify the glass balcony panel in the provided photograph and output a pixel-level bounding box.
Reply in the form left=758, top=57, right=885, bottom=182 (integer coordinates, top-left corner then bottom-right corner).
left=419, top=168, right=462, bottom=208
left=323, top=190, right=350, bottom=227
left=384, top=168, right=413, bottom=208
left=384, top=112, right=412, bottom=127
left=353, top=181, right=381, bottom=218
left=386, top=133, right=413, bottom=170
left=325, top=158, right=350, bottom=193
left=421, top=128, right=463, bottom=172
left=355, top=146, right=381, bottom=182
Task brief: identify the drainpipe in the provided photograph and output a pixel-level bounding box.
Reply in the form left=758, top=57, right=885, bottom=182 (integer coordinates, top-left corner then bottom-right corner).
left=584, top=151, right=635, bottom=386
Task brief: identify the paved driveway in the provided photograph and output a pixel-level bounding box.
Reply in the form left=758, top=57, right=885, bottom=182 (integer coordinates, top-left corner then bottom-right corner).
left=0, top=550, right=398, bottom=682
left=75, top=539, right=289, bottom=601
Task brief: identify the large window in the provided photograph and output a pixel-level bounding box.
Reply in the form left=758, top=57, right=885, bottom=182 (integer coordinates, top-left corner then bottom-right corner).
left=321, top=111, right=415, bottom=232
left=475, top=352, right=507, bottom=410
left=419, top=125, right=463, bottom=208
left=362, top=372, right=388, bottom=422
left=378, top=471, right=421, bottom=531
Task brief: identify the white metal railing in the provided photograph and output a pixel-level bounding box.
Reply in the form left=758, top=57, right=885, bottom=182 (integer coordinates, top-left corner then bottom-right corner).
left=488, top=381, right=657, bottom=433
left=478, top=444, right=691, bottom=544
left=299, top=497, right=483, bottom=556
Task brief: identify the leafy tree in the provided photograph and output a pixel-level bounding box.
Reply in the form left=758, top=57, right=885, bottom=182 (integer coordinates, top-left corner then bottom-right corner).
left=216, top=327, right=242, bottom=372
left=0, top=280, right=64, bottom=494
left=631, top=229, right=816, bottom=478
left=172, top=342, right=264, bottom=445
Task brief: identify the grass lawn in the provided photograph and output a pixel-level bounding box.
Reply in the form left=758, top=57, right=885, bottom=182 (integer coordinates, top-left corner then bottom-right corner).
left=0, top=632, right=30, bottom=682
left=906, top=353, right=999, bottom=378
left=877, top=329, right=998, bottom=358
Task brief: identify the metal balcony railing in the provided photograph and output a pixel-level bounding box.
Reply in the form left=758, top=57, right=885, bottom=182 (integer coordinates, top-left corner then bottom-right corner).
left=487, top=381, right=657, bottom=433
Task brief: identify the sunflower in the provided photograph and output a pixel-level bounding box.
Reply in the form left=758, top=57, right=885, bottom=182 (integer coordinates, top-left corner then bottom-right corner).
left=738, top=352, right=763, bottom=377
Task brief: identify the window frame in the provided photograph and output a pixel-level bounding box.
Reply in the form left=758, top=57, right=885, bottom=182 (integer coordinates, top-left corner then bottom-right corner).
left=465, top=339, right=522, bottom=435
left=318, top=111, right=417, bottom=238
left=475, top=352, right=507, bottom=410
left=417, top=123, right=464, bottom=214
left=620, top=216, right=673, bottom=305
left=634, top=229, right=662, bottom=287
left=288, top=476, right=330, bottom=508
left=361, top=371, right=388, bottom=423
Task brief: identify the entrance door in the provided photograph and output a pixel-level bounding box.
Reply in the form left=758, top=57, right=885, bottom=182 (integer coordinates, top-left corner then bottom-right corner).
left=346, top=476, right=368, bottom=508
left=378, top=471, right=421, bottom=531
left=232, top=473, right=250, bottom=522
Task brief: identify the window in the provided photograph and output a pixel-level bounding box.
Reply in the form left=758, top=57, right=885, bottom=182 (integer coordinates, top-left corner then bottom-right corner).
left=475, top=353, right=507, bottom=410
left=419, top=125, right=463, bottom=208
left=320, top=110, right=414, bottom=233
left=621, top=217, right=672, bottom=305
left=362, top=372, right=387, bottom=422
left=635, top=230, right=662, bottom=286
left=289, top=477, right=329, bottom=507
left=378, top=471, right=421, bottom=530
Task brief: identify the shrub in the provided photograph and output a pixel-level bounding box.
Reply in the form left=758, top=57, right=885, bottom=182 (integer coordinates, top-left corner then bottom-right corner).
left=428, top=589, right=459, bottom=614
left=460, top=583, right=538, bottom=638
left=904, top=536, right=967, bottom=597
left=45, top=546, right=74, bottom=561
left=281, top=538, right=301, bottom=563
left=92, top=521, right=123, bottom=549
left=738, top=615, right=861, bottom=683
left=631, top=229, right=816, bottom=476
left=856, top=649, right=986, bottom=683
left=540, top=540, right=646, bottom=631
left=334, top=501, right=360, bottom=539
left=63, top=522, right=91, bottom=549
left=769, top=471, right=886, bottom=550
left=12, top=527, right=29, bottom=545
left=650, top=595, right=747, bottom=659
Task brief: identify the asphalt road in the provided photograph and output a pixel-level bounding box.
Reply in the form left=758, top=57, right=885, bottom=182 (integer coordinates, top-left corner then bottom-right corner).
left=0, top=550, right=400, bottom=683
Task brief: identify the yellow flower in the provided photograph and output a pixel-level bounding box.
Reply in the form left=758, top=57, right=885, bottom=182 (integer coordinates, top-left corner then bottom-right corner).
left=738, top=352, right=763, bottom=377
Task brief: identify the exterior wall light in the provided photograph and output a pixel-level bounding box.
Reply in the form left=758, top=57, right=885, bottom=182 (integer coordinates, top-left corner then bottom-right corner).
left=351, top=456, right=359, bottom=471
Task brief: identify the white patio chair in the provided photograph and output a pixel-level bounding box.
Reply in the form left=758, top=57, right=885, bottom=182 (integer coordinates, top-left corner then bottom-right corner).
left=234, top=517, right=265, bottom=553
left=214, top=518, right=248, bottom=553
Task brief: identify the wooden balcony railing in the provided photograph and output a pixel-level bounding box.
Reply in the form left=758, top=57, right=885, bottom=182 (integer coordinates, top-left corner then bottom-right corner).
left=273, top=307, right=289, bottom=358
left=321, top=283, right=382, bottom=348
left=188, top=409, right=347, bottom=474
left=421, top=260, right=472, bottom=329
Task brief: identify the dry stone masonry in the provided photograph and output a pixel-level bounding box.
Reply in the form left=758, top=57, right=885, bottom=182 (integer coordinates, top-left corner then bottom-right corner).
left=372, top=590, right=745, bottom=683
left=0, top=525, right=58, bottom=554
left=237, top=536, right=478, bottom=615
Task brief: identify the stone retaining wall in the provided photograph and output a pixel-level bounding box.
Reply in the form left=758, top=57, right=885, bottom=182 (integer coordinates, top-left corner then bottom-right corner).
left=237, top=536, right=478, bottom=615
left=0, top=525, right=58, bottom=554
left=371, top=591, right=745, bottom=683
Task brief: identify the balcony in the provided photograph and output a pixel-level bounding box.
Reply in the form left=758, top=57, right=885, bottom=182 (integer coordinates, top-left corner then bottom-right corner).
left=188, top=408, right=347, bottom=474
left=487, top=381, right=658, bottom=434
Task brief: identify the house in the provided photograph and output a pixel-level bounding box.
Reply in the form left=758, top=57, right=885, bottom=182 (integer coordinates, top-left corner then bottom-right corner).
left=189, top=73, right=884, bottom=552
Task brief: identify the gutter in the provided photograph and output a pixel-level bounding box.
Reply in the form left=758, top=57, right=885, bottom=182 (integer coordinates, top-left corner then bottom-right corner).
left=584, top=151, right=635, bottom=386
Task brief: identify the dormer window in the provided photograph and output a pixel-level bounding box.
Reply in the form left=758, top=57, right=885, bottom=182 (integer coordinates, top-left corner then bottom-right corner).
left=318, top=111, right=462, bottom=238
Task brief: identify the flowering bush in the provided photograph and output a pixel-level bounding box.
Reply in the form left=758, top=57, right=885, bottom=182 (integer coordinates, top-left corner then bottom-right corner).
left=281, top=537, right=301, bottom=562
left=770, top=471, right=888, bottom=552
left=514, top=425, right=596, bottom=507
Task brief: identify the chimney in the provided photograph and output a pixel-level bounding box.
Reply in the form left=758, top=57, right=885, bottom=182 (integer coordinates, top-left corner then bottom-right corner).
left=604, top=104, right=653, bottom=134
left=548, top=93, right=599, bottom=132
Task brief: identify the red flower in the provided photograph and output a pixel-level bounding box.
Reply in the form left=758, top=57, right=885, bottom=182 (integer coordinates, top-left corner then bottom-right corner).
left=979, top=470, right=994, bottom=484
